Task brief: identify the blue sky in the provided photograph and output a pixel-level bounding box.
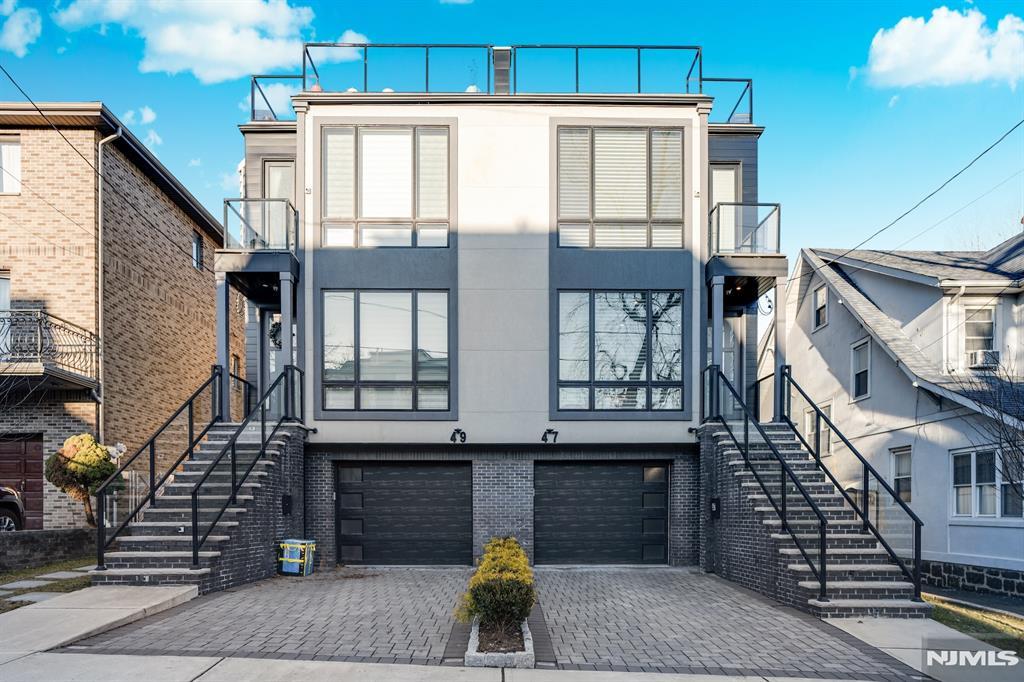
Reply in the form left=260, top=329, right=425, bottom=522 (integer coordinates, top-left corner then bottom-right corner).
left=1, top=0, right=1022, bottom=261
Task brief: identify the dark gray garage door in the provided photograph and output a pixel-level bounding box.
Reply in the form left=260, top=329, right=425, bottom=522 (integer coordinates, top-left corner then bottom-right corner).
left=534, top=461, right=669, bottom=564
left=335, top=462, right=472, bottom=565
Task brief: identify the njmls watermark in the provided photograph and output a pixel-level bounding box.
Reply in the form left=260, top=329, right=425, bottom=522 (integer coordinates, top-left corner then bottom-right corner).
left=924, top=638, right=1020, bottom=682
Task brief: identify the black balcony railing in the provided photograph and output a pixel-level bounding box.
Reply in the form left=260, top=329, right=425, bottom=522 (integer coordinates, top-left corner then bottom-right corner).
left=249, top=43, right=755, bottom=124
left=0, top=310, right=97, bottom=380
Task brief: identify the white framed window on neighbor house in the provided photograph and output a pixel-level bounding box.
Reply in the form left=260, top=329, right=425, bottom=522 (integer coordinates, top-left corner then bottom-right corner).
left=850, top=339, right=870, bottom=400
left=950, top=448, right=1022, bottom=519
left=0, top=135, right=21, bottom=194
left=963, top=305, right=996, bottom=369
left=191, top=232, right=203, bottom=271
left=803, top=403, right=832, bottom=456
left=557, top=126, right=684, bottom=249
left=812, top=285, right=828, bottom=330
left=892, top=447, right=911, bottom=503
left=321, top=126, right=449, bottom=248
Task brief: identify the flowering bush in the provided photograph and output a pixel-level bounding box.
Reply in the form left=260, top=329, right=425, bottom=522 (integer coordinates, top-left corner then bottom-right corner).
left=455, top=537, right=536, bottom=636
left=44, top=433, right=118, bottom=527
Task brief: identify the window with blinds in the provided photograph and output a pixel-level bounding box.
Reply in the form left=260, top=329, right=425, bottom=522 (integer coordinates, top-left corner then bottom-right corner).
left=557, top=290, right=684, bottom=412
left=322, top=125, right=449, bottom=248
left=557, top=127, right=683, bottom=249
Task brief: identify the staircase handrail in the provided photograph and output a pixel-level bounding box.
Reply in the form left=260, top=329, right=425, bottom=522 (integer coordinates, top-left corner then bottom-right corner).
left=94, top=365, right=224, bottom=569
left=780, top=365, right=923, bottom=598
left=702, top=364, right=829, bottom=601
left=189, top=365, right=302, bottom=566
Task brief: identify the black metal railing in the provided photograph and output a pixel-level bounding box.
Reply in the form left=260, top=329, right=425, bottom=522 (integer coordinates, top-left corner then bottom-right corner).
left=95, top=366, right=224, bottom=570
left=246, top=43, right=753, bottom=124
left=702, top=364, right=829, bottom=601
left=190, top=365, right=303, bottom=566
left=230, top=371, right=257, bottom=418
left=0, top=309, right=97, bottom=379
left=780, top=365, right=924, bottom=599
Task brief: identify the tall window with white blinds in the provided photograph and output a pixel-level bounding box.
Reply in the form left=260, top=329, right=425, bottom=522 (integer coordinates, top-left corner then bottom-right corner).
left=322, top=125, right=449, bottom=248
left=557, top=127, right=683, bottom=249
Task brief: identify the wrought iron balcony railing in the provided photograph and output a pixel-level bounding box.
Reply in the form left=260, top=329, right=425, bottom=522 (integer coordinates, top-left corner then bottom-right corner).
left=223, top=198, right=298, bottom=253
left=0, top=310, right=97, bottom=380
left=709, top=202, right=781, bottom=256
left=248, top=43, right=755, bottom=125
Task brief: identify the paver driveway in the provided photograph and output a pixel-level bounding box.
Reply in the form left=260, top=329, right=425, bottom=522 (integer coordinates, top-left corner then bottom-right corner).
left=67, top=566, right=924, bottom=680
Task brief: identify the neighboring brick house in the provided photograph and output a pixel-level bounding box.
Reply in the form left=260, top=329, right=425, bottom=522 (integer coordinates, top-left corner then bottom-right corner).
left=0, top=102, right=246, bottom=529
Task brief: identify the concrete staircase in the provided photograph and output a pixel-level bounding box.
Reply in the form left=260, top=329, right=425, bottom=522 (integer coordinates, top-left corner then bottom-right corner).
left=705, top=422, right=931, bottom=618
left=92, top=423, right=303, bottom=594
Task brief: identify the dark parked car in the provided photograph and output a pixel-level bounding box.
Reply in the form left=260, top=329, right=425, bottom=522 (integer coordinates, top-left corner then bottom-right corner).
left=0, top=486, right=25, bottom=531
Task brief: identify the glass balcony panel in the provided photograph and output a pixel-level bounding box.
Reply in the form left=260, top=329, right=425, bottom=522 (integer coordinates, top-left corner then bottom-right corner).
left=709, top=203, right=780, bottom=255
left=224, top=199, right=297, bottom=252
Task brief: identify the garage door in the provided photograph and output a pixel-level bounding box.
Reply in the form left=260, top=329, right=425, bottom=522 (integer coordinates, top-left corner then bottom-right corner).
left=534, top=461, right=668, bottom=564
left=0, top=436, right=44, bottom=529
left=336, top=462, right=472, bottom=565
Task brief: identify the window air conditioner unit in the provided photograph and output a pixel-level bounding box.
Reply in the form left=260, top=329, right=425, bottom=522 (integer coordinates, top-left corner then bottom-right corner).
left=967, top=349, right=999, bottom=369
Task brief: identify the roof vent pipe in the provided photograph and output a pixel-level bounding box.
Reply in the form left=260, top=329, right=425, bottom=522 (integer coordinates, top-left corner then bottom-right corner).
left=493, top=47, right=512, bottom=94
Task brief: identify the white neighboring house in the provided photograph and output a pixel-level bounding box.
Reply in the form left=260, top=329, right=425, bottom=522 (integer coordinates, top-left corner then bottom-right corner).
left=764, top=234, right=1024, bottom=598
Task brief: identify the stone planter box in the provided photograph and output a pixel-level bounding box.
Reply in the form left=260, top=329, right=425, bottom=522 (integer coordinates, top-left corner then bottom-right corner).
left=464, top=618, right=534, bottom=668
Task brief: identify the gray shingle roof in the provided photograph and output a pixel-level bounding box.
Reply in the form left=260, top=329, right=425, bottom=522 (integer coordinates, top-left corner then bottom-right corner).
left=812, top=245, right=1023, bottom=283
left=802, top=249, right=1023, bottom=423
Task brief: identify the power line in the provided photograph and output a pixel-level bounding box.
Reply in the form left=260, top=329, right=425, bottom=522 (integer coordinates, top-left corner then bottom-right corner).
left=789, top=116, right=1024, bottom=286
left=0, top=63, right=218, bottom=275
left=0, top=166, right=95, bottom=240
left=0, top=208, right=95, bottom=260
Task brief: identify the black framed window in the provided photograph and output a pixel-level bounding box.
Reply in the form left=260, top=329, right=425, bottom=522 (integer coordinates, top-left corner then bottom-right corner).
left=322, top=289, right=449, bottom=411
left=557, top=290, right=683, bottom=411
left=191, top=231, right=203, bottom=270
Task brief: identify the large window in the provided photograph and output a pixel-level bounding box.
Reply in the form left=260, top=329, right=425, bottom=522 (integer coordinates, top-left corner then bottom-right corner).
left=557, top=290, right=683, bottom=411
left=892, top=447, right=912, bottom=503
left=0, top=135, right=21, bottom=194
left=322, top=290, right=449, bottom=411
left=851, top=339, right=870, bottom=400
left=952, top=449, right=1022, bottom=518
left=964, top=306, right=995, bottom=366
left=322, top=126, right=449, bottom=248
left=557, top=127, right=683, bottom=249
left=813, top=285, right=828, bottom=330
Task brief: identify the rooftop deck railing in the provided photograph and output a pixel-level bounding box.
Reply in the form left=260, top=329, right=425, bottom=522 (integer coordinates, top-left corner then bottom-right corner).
left=223, top=198, right=298, bottom=253
left=249, top=43, right=755, bottom=124
left=0, top=310, right=97, bottom=380
left=709, top=202, right=781, bottom=256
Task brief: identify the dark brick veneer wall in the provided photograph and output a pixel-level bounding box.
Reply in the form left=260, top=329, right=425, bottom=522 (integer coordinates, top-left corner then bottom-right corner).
left=0, top=528, right=92, bottom=571
left=304, top=444, right=701, bottom=569
left=923, top=560, right=1024, bottom=598
left=201, top=425, right=306, bottom=593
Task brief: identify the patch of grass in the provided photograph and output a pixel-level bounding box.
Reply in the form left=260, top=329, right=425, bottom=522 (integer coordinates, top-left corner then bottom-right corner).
left=0, top=555, right=93, bottom=585
left=925, top=595, right=1024, bottom=658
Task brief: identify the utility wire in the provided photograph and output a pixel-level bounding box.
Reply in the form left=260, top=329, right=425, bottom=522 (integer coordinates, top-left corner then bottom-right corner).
left=0, top=63, right=218, bottom=275
left=789, top=116, right=1024, bottom=286
left=0, top=166, right=95, bottom=239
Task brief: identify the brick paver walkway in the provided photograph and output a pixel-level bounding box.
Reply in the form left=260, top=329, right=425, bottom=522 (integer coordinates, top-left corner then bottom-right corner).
left=535, top=567, right=925, bottom=680
left=69, top=567, right=471, bottom=665
left=68, top=566, right=925, bottom=679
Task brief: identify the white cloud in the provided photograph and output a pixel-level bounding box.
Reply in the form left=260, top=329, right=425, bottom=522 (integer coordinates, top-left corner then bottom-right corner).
left=309, top=28, right=369, bottom=65
left=121, top=105, right=156, bottom=125
left=888, top=94, right=900, bottom=108
left=866, top=7, right=1024, bottom=88
left=53, top=0, right=365, bottom=84
left=240, top=81, right=300, bottom=118
left=143, top=129, right=162, bottom=147
left=0, top=1, right=41, bottom=58
left=188, top=158, right=201, bottom=167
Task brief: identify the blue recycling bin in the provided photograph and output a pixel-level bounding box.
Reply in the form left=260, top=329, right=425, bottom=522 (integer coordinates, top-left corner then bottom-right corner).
left=278, top=538, right=316, bottom=576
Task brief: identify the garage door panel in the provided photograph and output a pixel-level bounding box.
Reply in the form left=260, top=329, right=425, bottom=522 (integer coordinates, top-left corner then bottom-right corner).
left=336, top=462, right=472, bottom=565
left=0, top=435, right=43, bottom=529
left=534, top=461, right=668, bottom=565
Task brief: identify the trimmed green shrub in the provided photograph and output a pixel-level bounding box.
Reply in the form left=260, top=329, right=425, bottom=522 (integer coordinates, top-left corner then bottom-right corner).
left=44, top=434, right=117, bottom=527
left=455, top=536, right=536, bottom=636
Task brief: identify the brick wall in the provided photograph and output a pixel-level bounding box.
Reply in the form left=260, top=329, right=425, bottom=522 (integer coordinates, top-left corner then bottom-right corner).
left=0, top=528, right=93, bottom=571
left=305, top=452, right=335, bottom=569
left=923, top=559, right=1024, bottom=599
left=472, top=459, right=533, bottom=562
left=669, top=453, right=700, bottom=566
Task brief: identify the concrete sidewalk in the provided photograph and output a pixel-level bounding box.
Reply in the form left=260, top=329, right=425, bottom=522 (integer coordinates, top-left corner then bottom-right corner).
left=0, top=652, right=897, bottom=681
left=0, top=586, right=197, bottom=660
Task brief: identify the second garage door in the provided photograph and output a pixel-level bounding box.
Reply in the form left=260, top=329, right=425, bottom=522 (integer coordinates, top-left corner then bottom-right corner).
left=534, top=461, right=668, bottom=564
left=336, top=462, right=472, bottom=565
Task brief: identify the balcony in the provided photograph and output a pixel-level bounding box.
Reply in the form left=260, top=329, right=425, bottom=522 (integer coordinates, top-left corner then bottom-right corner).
left=248, top=43, right=756, bottom=125
left=0, top=310, right=97, bottom=389
left=216, top=199, right=300, bottom=305
left=707, top=203, right=786, bottom=305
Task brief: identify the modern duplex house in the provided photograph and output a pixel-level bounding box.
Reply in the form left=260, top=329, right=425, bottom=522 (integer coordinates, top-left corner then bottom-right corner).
left=93, top=44, right=930, bottom=618
left=0, top=103, right=246, bottom=529
left=765, top=239, right=1024, bottom=598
